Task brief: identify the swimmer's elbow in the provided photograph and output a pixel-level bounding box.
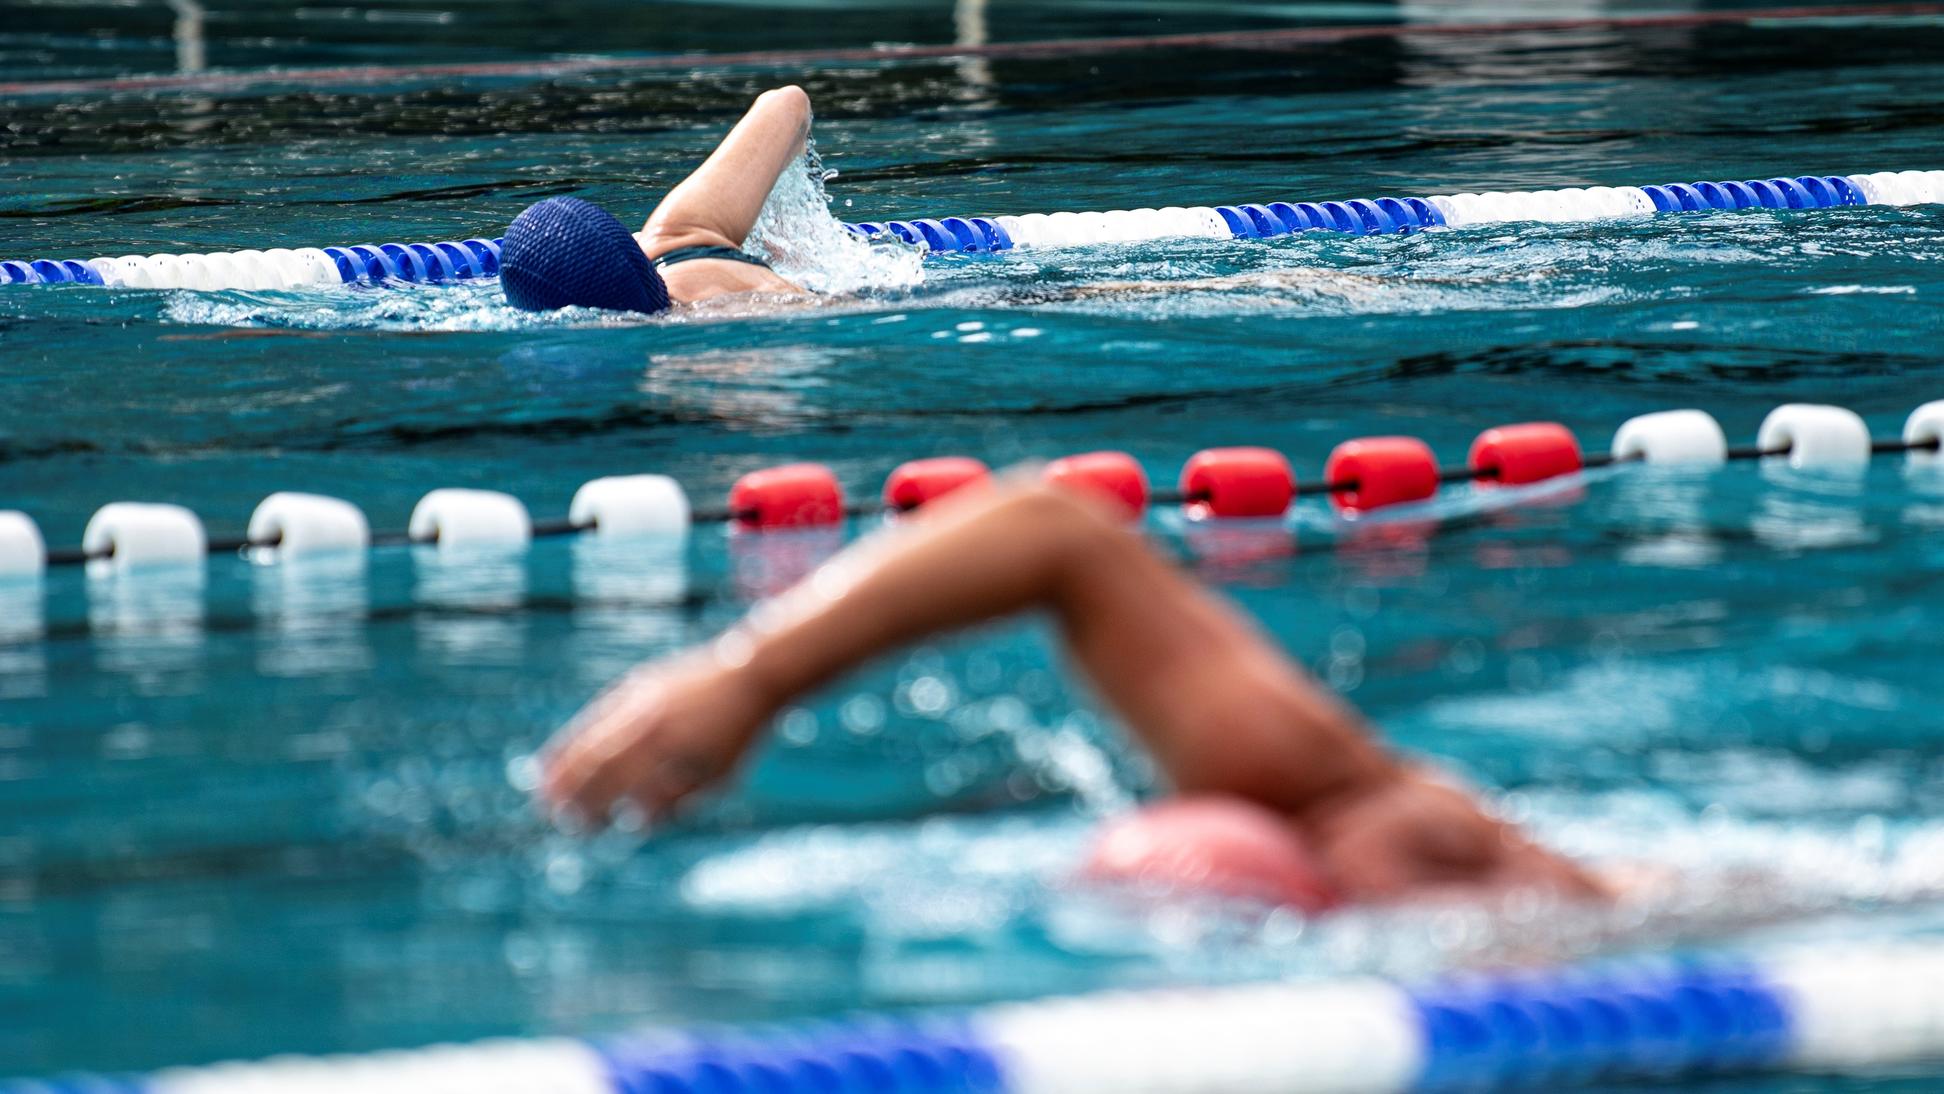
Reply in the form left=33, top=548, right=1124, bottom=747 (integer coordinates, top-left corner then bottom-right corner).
left=763, top=84, right=809, bottom=108
left=760, top=85, right=812, bottom=130
left=997, top=482, right=1135, bottom=557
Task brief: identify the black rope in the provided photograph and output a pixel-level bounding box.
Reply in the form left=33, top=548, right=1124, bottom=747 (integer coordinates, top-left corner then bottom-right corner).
left=1878, top=437, right=1935, bottom=455
left=530, top=518, right=590, bottom=540
left=22, top=435, right=1940, bottom=570
left=1437, top=465, right=1495, bottom=487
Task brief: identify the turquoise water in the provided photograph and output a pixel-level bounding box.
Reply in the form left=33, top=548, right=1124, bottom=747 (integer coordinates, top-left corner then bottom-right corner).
left=4, top=0, right=1944, bottom=1083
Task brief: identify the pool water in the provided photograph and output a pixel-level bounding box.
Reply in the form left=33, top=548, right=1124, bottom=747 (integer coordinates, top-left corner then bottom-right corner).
left=4, top=0, right=1944, bottom=1083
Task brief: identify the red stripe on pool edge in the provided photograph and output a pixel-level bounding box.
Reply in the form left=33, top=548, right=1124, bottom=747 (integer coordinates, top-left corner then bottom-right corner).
left=3, top=2, right=1942, bottom=98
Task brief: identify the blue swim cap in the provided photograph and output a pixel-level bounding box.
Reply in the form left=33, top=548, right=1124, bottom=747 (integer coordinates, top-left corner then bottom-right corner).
left=500, top=197, right=670, bottom=314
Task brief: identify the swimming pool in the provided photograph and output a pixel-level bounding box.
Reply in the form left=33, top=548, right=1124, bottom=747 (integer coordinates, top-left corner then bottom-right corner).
left=4, top=0, right=1944, bottom=1085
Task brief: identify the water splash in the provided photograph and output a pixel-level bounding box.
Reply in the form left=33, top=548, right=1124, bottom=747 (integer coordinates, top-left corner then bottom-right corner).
left=744, top=136, right=925, bottom=296
left=158, top=280, right=605, bottom=332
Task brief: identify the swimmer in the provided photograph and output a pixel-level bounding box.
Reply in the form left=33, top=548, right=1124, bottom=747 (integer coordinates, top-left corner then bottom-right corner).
left=499, top=86, right=813, bottom=315
left=495, top=86, right=1495, bottom=320
left=538, top=478, right=1607, bottom=913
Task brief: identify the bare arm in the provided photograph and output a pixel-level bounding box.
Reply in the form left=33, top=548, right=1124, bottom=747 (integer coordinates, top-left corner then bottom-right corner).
left=538, top=478, right=1603, bottom=904
left=637, top=85, right=812, bottom=255
left=752, top=485, right=1396, bottom=810
left=540, top=480, right=1396, bottom=822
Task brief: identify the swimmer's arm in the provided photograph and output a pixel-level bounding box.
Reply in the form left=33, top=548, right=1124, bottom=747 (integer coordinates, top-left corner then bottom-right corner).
left=541, top=479, right=1397, bottom=823
left=638, top=85, right=812, bottom=255
left=743, top=481, right=1401, bottom=812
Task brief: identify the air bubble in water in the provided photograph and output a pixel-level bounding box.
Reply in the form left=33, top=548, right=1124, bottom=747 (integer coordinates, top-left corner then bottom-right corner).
left=505, top=753, right=540, bottom=792
left=842, top=693, right=887, bottom=735
left=780, top=707, right=819, bottom=746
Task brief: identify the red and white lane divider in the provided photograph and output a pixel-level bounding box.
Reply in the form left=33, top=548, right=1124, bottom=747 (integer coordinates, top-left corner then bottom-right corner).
left=0, top=401, right=1938, bottom=581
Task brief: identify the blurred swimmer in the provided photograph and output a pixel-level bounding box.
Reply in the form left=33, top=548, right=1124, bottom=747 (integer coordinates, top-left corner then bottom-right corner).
left=539, top=478, right=1607, bottom=913
left=500, top=86, right=812, bottom=315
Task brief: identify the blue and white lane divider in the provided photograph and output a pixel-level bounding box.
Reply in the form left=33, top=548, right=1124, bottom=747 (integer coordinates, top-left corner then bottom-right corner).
left=857, top=169, right=1943, bottom=253
left=0, top=237, right=507, bottom=292
left=14, top=941, right=1944, bottom=1093
left=2, top=170, right=1940, bottom=291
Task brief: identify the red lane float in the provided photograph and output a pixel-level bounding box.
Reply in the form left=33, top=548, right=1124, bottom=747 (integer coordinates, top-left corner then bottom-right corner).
left=1180, top=447, right=1295, bottom=519
left=1323, top=437, right=1439, bottom=515
left=883, top=456, right=990, bottom=511
left=1469, top=422, right=1583, bottom=486
left=1043, top=451, right=1149, bottom=517
left=729, top=463, right=844, bottom=529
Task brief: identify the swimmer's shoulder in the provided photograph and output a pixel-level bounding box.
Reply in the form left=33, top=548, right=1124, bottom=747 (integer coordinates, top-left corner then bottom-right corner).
left=662, top=260, right=803, bottom=304
left=634, top=229, right=805, bottom=304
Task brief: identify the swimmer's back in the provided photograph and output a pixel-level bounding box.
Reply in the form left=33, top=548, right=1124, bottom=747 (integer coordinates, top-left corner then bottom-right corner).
left=648, top=239, right=802, bottom=303
left=637, top=224, right=803, bottom=306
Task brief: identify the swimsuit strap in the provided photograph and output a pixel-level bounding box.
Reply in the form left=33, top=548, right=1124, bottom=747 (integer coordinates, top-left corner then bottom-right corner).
left=652, top=245, right=772, bottom=270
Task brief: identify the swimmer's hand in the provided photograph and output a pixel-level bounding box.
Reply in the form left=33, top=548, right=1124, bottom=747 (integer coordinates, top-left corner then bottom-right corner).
left=538, top=650, right=776, bottom=828
left=1307, top=767, right=1608, bottom=904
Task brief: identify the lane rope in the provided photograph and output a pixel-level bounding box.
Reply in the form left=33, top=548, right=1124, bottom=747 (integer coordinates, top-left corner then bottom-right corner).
left=3, top=171, right=1939, bottom=292
left=851, top=171, right=1941, bottom=252
left=2, top=2, right=1941, bottom=98
left=10, top=940, right=1944, bottom=1092
left=2, top=401, right=1938, bottom=580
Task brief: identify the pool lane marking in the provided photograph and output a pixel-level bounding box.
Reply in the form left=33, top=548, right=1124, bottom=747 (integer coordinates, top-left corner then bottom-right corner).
left=3, top=1, right=1942, bottom=98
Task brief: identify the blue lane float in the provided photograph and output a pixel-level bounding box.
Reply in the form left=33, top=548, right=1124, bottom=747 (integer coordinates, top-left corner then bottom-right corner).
left=8, top=941, right=1944, bottom=1092
left=0, top=238, right=506, bottom=292
left=0, top=171, right=1938, bottom=290
left=915, top=170, right=1934, bottom=252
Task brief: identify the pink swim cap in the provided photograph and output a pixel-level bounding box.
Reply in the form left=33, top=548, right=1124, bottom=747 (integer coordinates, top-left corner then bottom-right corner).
left=1083, top=797, right=1341, bottom=913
